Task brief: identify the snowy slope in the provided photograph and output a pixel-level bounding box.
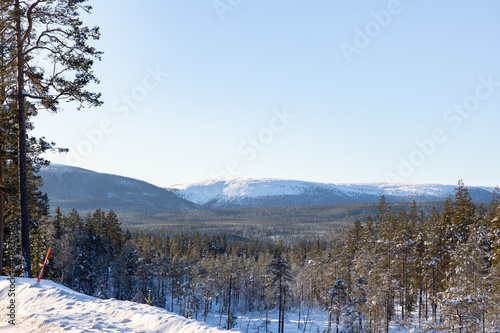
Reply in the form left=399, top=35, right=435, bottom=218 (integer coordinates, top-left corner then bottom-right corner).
left=0, top=277, right=234, bottom=333
left=168, top=178, right=497, bottom=208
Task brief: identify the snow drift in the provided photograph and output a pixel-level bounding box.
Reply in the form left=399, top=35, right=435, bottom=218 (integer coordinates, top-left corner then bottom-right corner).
left=0, top=277, right=233, bottom=333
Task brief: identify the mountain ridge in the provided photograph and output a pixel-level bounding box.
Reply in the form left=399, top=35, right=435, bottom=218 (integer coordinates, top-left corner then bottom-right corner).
left=167, top=178, right=497, bottom=208
left=40, top=164, right=497, bottom=212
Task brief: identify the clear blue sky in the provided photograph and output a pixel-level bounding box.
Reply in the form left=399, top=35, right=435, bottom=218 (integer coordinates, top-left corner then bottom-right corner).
left=32, top=0, right=500, bottom=187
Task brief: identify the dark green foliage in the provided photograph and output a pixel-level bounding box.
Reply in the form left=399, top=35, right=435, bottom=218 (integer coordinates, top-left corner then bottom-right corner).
left=42, top=208, right=132, bottom=299
left=1, top=0, right=101, bottom=277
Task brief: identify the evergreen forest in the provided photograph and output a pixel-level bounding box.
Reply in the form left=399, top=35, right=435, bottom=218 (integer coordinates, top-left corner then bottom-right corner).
left=3, top=181, right=499, bottom=332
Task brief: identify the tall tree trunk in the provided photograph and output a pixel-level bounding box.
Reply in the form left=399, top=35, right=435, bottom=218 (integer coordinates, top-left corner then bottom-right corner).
left=171, top=274, right=175, bottom=313
left=0, top=152, right=4, bottom=274
left=0, top=26, right=5, bottom=276
left=278, top=275, right=282, bottom=333
left=15, top=0, right=31, bottom=278
left=298, top=283, right=302, bottom=329
left=328, top=310, right=332, bottom=332
left=418, top=286, right=423, bottom=328
left=203, top=294, right=207, bottom=322
left=432, top=264, right=436, bottom=323
left=282, top=286, right=285, bottom=333
left=425, top=280, right=428, bottom=320
left=401, top=259, right=405, bottom=321
left=386, top=289, right=390, bottom=333
left=265, top=305, right=268, bottom=333
left=227, top=274, right=232, bottom=330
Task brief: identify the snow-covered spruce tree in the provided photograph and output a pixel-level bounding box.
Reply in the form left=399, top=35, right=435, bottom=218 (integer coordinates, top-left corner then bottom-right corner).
left=1, top=0, right=101, bottom=277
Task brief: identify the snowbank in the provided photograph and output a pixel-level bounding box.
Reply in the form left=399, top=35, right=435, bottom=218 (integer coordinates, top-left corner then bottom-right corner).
left=0, top=276, right=234, bottom=333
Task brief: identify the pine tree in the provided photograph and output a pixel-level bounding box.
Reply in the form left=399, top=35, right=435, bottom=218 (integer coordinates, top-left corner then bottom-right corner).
left=394, top=208, right=414, bottom=322
left=195, top=258, right=216, bottom=322
left=377, top=203, right=397, bottom=333
left=1, top=142, right=50, bottom=276
left=1, top=0, right=102, bottom=277
left=424, top=207, right=447, bottom=324
left=268, top=248, right=292, bottom=333
left=0, top=2, right=17, bottom=274
left=1, top=27, right=51, bottom=274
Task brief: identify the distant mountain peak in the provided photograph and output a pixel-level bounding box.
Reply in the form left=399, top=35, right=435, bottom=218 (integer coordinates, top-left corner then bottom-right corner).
left=167, top=178, right=496, bottom=208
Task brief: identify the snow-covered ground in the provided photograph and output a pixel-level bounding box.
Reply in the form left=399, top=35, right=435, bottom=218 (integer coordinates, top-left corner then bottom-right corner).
left=0, top=277, right=232, bottom=333
left=205, top=310, right=436, bottom=333
left=0, top=276, right=446, bottom=332
left=205, top=310, right=330, bottom=333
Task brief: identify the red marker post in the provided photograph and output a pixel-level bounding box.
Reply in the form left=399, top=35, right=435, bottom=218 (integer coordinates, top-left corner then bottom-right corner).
left=37, top=247, right=52, bottom=283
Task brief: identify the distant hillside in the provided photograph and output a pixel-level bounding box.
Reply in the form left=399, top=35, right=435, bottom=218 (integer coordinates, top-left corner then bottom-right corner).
left=168, top=178, right=496, bottom=209
left=39, top=164, right=497, bottom=214
left=39, top=164, right=198, bottom=213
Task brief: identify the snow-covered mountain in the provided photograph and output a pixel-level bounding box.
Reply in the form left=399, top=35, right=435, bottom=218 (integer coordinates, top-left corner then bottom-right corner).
left=0, top=277, right=231, bottom=333
left=39, top=164, right=497, bottom=212
left=39, top=164, right=198, bottom=213
left=168, top=178, right=497, bottom=209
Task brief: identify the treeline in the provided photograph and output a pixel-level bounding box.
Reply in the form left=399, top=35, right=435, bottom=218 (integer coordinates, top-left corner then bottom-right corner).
left=8, top=182, right=500, bottom=332
left=117, top=201, right=447, bottom=244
